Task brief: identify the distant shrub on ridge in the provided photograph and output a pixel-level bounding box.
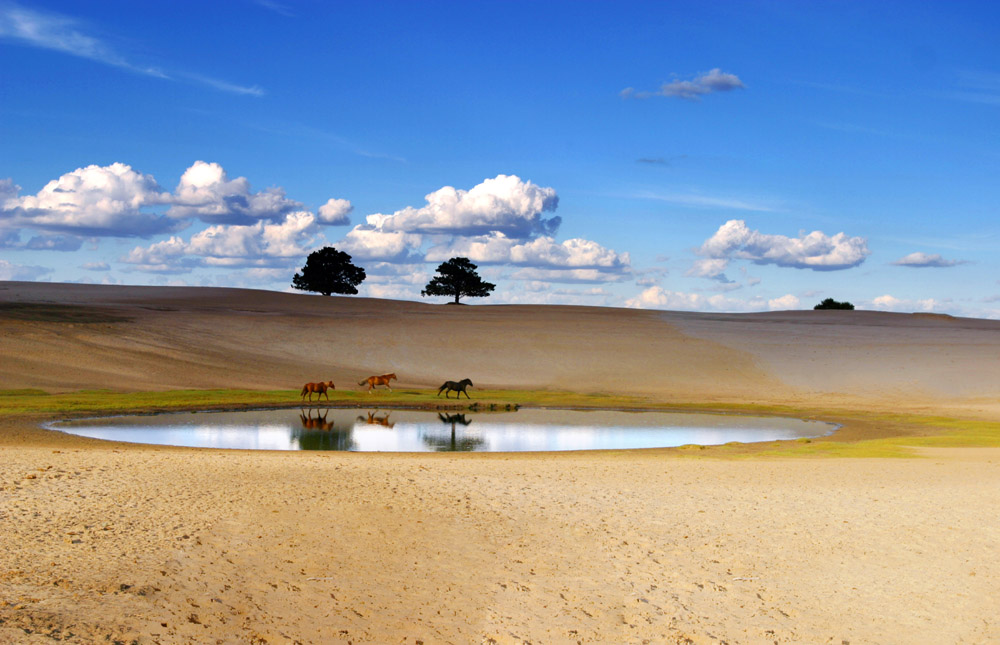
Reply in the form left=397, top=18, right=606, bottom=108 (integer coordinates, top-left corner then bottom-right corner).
left=814, top=298, right=855, bottom=310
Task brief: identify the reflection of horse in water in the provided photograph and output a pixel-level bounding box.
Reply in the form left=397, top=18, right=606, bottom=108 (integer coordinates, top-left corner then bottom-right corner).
left=438, top=412, right=472, bottom=427
left=301, top=380, right=335, bottom=402
left=427, top=412, right=483, bottom=452
left=294, top=409, right=354, bottom=450
left=357, top=410, right=395, bottom=428
left=359, top=373, right=396, bottom=393
left=437, top=378, right=473, bottom=399
left=300, top=408, right=334, bottom=431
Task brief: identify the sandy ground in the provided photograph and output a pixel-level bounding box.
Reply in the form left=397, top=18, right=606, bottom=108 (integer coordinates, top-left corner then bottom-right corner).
left=2, top=282, right=999, bottom=643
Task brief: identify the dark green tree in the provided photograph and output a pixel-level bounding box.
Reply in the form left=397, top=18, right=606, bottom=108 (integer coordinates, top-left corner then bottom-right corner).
left=814, top=297, right=855, bottom=310
left=421, top=257, right=496, bottom=304
left=292, top=247, right=366, bottom=296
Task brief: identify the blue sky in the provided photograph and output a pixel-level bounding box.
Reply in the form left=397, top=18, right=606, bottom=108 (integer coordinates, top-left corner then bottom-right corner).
left=2, top=0, right=999, bottom=316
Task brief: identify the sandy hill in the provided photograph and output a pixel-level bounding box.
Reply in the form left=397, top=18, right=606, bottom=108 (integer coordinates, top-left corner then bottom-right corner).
left=1, top=281, right=998, bottom=416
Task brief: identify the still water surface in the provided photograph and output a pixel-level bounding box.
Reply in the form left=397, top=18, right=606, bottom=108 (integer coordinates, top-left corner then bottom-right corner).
left=50, top=408, right=835, bottom=452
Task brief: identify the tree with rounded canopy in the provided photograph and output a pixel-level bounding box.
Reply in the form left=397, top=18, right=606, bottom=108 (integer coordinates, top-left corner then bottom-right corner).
left=292, top=246, right=366, bottom=296
left=421, top=257, right=496, bottom=304
left=814, top=297, right=855, bottom=310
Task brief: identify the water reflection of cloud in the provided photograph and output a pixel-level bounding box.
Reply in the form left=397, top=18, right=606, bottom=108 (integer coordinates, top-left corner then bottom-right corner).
left=54, top=410, right=834, bottom=452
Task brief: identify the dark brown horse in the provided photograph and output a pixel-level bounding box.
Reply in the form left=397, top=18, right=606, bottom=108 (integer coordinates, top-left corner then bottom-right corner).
left=359, top=373, right=396, bottom=393
left=301, top=380, right=335, bottom=402
left=437, top=378, right=473, bottom=399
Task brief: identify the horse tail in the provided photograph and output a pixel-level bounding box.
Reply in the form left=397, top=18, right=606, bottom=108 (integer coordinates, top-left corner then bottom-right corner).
left=437, top=382, right=447, bottom=395
left=300, top=384, right=308, bottom=396
left=358, top=379, right=367, bottom=386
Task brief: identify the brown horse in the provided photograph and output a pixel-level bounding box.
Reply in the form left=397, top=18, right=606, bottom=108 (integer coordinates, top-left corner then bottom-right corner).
left=358, top=373, right=396, bottom=393
left=300, top=380, right=335, bottom=402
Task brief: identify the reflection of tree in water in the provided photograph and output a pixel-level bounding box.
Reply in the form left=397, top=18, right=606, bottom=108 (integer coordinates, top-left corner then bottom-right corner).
left=422, top=413, right=486, bottom=452
left=292, top=409, right=355, bottom=451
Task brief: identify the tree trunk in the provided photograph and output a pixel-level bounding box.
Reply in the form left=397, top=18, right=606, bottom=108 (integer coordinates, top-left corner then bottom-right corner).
left=454, top=293, right=460, bottom=304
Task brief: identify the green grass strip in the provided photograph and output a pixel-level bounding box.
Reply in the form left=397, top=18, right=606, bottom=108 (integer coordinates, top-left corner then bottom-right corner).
left=2, top=388, right=997, bottom=457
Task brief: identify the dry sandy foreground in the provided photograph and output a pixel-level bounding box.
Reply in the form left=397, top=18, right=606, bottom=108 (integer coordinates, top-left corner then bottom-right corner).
left=1, top=282, right=1000, bottom=643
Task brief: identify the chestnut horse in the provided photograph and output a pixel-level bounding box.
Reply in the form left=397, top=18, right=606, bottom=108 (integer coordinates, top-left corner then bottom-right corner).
left=300, top=380, right=335, bottom=402
left=358, top=373, right=396, bottom=393
left=437, top=378, right=473, bottom=399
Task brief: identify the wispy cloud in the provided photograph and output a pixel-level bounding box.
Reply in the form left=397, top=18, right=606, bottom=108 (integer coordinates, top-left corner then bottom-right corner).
left=178, top=72, right=265, bottom=97
left=254, top=0, right=296, bottom=17
left=244, top=121, right=407, bottom=162
left=790, top=79, right=888, bottom=98
left=0, top=2, right=263, bottom=96
left=948, top=70, right=1000, bottom=106
left=879, top=231, right=1000, bottom=253
left=635, top=190, right=779, bottom=213
left=0, top=2, right=165, bottom=77
left=813, top=121, right=898, bottom=138
left=622, top=68, right=745, bottom=101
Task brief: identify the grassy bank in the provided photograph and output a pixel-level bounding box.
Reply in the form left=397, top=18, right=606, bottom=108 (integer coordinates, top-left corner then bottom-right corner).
left=2, top=388, right=997, bottom=458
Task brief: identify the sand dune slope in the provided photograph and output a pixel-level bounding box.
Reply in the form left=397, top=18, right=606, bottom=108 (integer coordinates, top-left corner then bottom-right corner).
left=2, top=282, right=998, bottom=415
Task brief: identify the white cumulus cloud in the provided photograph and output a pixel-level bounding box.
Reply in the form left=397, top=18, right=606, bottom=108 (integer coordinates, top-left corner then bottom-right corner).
left=0, top=163, right=177, bottom=237
left=694, top=219, right=869, bottom=273
left=338, top=227, right=424, bottom=262
left=625, top=287, right=747, bottom=312
left=2, top=161, right=351, bottom=270
left=317, top=198, right=352, bottom=225
left=365, top=174, right=560, bottom=238
left=423, top=233, right=630, bottom=282
left=622, top=68, right=746, bottom=101
left=767, top=294, right=801, bottom=310
left=0, top=259, right=50, bottom=281
left=891, top=252, right=962, bottom=268
left=334, top=175, right=630, bottom=288
left=122, top=211, right=321, bottom=272
left=426, top=233, right=627, bottom=268
left=625, top=286, right=798, bottom=313
left=168, top=160, right=305, bottom=225
left=870, top=294, right=944, bottom=313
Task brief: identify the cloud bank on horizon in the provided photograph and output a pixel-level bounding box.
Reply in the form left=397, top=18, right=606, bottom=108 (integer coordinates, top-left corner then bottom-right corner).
left=0, top=156, right=986, bottom=315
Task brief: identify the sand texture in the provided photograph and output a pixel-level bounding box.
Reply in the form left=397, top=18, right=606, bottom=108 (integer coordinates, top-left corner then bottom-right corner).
left=2, top=282, right=999, bottom=643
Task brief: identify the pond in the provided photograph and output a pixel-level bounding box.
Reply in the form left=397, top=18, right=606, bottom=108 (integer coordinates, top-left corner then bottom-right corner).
left=48, top=408, right=836, bottom=452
